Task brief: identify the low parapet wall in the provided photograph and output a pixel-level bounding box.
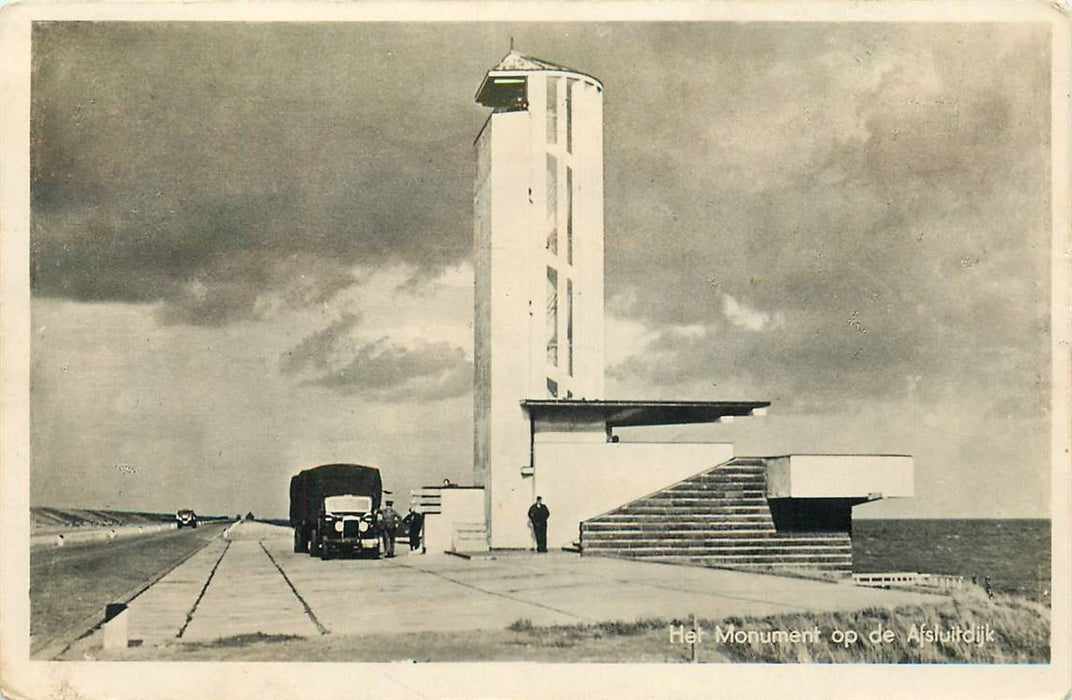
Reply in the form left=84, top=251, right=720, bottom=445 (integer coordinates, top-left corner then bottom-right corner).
left=765, top=455, right=914, bottom=499
left=30, top=522, right=177, bottom=548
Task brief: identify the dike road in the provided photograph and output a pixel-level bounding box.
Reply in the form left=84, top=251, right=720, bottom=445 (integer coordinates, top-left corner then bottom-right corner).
left=53, top=520, right=942, bottom=659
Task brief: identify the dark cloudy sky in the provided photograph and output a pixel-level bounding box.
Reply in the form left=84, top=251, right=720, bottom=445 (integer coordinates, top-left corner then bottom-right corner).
left=30, top=21, right=1052, bottom=518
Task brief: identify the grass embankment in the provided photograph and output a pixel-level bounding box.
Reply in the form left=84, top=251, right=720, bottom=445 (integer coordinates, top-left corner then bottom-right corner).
left=91, top=588, right=1049, bottom=663
left=698, top=589, right=1049, bottom=663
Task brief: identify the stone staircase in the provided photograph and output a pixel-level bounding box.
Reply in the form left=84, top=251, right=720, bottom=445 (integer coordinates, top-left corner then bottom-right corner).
left=579, top=457, right=853, bottom=573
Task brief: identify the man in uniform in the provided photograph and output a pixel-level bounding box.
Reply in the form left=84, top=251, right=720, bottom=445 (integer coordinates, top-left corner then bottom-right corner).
left=378, top=499, right=401, bottom=558
left=402, top=506, right=425, bottom=553
left=527, top=496, right=550, bottom=553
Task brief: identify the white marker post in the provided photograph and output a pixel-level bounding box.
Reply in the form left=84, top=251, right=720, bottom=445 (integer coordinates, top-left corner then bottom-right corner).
left=102, top=603, right=129, bottom=651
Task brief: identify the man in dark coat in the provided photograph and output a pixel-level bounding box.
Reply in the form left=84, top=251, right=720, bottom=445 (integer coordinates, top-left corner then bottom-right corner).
left=402, top=506, right=425, bottom=553
left=377, top=500, right=401, bottom=558
left=527, top=496, right=550, bottom=553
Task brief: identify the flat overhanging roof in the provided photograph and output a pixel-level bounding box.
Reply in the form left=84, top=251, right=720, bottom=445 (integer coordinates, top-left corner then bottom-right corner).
left=520, top=399, right=771, bottom=428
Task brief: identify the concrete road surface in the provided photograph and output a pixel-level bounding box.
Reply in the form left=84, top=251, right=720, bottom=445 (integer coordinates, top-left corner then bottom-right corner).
left=67, top=521, right=942, bottom=653
left=31, top=521, right=229, bottom=656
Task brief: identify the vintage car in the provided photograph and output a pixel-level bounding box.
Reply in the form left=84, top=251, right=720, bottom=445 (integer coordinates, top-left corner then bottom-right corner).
left=175, top=509, right=198, bottom=529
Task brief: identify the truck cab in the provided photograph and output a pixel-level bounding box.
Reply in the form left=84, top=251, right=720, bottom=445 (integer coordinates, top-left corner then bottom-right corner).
left=314, top=494, right=380, bottom=559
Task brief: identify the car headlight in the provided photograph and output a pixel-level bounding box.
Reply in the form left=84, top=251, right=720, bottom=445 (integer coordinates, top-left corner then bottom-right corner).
left=333, top=520, right=344, bottom=533
left=358, top=520, right=369, bottom=533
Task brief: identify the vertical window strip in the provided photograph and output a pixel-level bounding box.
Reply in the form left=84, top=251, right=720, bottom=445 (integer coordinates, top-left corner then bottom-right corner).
left=546, top=267, right=558, bottom=367
left=566, top=166, right=573, bottom=266
left=546, top=77, right=558, bottom=145
left=546, top=154, right=558, bottom=254
left=566, top=278, right=574, bottom=377
left=566, top=78, right=575, bottom=153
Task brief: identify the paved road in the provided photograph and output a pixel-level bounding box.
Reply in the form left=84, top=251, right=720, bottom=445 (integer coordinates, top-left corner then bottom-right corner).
left=31, top=521, right=229, bottom=656
left=63, top=521, right=943, bottom=657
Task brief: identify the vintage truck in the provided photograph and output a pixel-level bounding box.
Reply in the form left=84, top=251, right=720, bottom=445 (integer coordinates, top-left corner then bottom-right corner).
left=289, top=463, right=382, bottom=559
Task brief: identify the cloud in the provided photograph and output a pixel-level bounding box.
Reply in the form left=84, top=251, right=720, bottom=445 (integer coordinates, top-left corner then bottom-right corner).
left=306, top=337, right=472, bottom=402
left=279, top=313, right=361, bottom=375
left=721, top=293, right=786, bottom=332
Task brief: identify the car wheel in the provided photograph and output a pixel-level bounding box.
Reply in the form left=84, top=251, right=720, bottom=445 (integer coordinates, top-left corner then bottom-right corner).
left=320, top=543, right=332, bottom=560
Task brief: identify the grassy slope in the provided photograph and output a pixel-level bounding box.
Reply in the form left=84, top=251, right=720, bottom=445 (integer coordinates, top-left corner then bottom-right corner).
left=87, top=588, right=1049, bottom=663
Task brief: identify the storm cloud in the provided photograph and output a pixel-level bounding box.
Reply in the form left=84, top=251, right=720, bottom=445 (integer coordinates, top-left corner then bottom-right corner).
left=31, top=22, right=483, bottom=325
left=601, top=23, right=1050, bottom=414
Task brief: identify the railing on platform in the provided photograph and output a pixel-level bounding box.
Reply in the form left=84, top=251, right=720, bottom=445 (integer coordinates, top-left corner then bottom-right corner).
left=853, top=571, right=965, bottom=589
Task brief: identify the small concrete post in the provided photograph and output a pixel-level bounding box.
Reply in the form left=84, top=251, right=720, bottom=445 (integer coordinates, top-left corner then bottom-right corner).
left=102, top=603, right=129, bottom=651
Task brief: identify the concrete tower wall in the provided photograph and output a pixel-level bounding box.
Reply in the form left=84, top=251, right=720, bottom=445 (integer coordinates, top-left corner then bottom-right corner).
left=475, top=110, right=535, bottom=547
left=474, top=67, right=606, bottom=548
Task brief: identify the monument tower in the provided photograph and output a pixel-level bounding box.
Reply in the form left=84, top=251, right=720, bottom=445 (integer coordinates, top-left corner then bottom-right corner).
left=473, top=52, right=606, bottom=547
left=469, top=51, right=912, bottom=562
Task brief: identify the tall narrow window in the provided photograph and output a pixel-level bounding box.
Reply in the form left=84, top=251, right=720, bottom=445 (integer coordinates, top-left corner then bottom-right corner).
left=566, top=278, right=574, bottom=377
left=566, top=79, right=576, bottom=153
left=546, top=154, right=558, bottom=254
left=546, top=267, right=558, bottom=366
left=566, top=166, right=573, bottom=265
left=546, top=78, right=558, bottom=145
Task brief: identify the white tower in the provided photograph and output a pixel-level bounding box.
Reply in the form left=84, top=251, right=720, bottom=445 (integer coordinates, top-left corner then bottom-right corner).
left=473, top=52, right=605, bottom=548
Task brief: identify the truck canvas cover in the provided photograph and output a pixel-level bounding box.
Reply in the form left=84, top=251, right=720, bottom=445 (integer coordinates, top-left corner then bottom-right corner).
left=289, top=463, right=383, bottom=525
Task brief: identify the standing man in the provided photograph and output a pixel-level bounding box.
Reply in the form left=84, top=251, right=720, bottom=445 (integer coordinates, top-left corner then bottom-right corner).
left=402, top=506, right=425, bottom=553
left=527, top=496, right=550, bottom=553
left=378, top=499, right=401, bottom=558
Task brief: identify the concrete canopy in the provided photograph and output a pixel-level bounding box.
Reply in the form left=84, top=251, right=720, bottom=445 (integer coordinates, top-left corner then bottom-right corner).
left=519, top=399, right=770, bottom=429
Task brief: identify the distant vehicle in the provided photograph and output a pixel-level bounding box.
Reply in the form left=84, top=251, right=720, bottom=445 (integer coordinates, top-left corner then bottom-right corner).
left=290, top=463, right=382, bottom=560
left=244, top=511, right=256, bottom=521
left=176, top=509, right=198, bottom=529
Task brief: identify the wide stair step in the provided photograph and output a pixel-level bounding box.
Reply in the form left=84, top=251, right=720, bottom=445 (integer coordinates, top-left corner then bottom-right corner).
left=582, top=531, right=850, bottom=543
left=594, top=549, right=851, bottom=562
left=616, top=507, right=774, bottom=517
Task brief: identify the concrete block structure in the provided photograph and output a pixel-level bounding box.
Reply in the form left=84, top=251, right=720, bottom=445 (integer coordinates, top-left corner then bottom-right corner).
left=470, top=51, right=914, bottom=572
